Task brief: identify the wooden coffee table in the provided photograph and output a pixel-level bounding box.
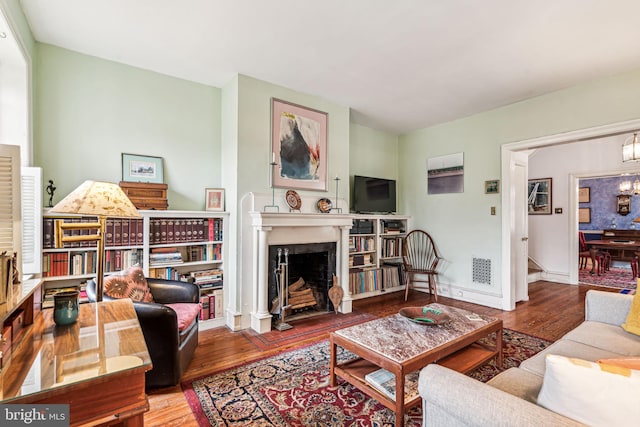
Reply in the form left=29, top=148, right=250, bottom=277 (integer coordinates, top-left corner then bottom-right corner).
left=329, top=303, right=503, bottom=426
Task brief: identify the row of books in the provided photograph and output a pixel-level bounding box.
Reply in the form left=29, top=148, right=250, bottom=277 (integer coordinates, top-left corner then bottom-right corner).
left=149, top=218, right=223, bottom=245
left=42, top=285, right=89, bottom=309
left=105, top=249, right=142, bottom=272
left=184, top=244, right=222, bottom=262
left=147, top=265, right=224, bottom=286
left=43, top=217, right=147, bottom=249
left=349, top=268, right=383, bottom=294
left=381, top=236, right=404, bottom=258
left=349, top=265, right=404, bottom=295
left=199, top=289, right=224, bottom=321
left=349, top=236, right=376, bottom=253
left=43, top=216, right=225, bottom=249
left=43, top=249, right=142, bottom=277
left=189, top=268, right=223, bottom=286
left=349, top=253, right=374, bottom=268
left=43, top=252, right=81, bottom=277
left=43, top=217, right=98, bottom=249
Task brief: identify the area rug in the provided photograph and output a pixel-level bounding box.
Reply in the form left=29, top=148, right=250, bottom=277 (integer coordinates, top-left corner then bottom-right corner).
left=578, top=267, right=637, bottom=290
left=241, top=310, right=378, bottom=351
left=182, top=329, right=551, bottom=426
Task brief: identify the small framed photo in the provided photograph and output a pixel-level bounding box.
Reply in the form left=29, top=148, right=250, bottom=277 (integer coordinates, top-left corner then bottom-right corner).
left=578, top=187, right=590, bottom=203
left=122, top=153, right=164, bottom=183
left=205, top=188, right=225, bottom=212
left=579, top=207, right=591, bottom=223
left=484, top=179, right=500, bottom=194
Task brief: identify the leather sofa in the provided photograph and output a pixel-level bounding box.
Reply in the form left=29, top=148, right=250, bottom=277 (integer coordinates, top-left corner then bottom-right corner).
left=86, top=277, right=200, bottom=388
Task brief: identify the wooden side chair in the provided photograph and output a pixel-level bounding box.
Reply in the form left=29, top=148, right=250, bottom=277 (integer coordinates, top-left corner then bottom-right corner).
left=402, top=230, right=442, bottom=301
left=579, top=232, right=610, bottom=275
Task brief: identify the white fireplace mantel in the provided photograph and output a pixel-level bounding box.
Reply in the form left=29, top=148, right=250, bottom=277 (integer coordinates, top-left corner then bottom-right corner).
left=249, top=211, right=354, bottom=333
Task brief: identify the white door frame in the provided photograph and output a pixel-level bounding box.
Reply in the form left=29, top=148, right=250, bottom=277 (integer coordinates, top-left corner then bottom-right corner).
left=501, top=118, right=640, bottom=310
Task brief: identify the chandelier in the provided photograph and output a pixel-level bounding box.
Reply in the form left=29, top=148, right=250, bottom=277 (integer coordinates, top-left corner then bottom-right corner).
left=619, top=176, right=640, bottom=195
left=622, top=132, right=640, bottom=162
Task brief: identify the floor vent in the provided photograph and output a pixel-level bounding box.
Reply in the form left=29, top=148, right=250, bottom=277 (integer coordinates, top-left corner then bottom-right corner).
left=472, top=257, right=492, bottom=285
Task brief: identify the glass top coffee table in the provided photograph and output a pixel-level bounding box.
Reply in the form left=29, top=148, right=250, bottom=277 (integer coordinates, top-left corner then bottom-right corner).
left=329, top=303, right=503, bottom=426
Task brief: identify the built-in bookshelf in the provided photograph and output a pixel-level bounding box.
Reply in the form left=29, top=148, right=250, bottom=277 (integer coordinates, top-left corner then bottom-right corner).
left=348, top=214, right=409, bottom=299
left=41, top=210, right=228, bottom=330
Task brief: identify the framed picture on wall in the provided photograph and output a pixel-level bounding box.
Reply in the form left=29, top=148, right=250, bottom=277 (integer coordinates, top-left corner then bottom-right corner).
left=579, top=207, right=591, bottom=223
left=578, top=187, right=590, bottom=203
left=484, top=179, right=500, bottom=194
left=271, top=98, right=328, bottom=191
left=528, top=178, right=552, bottom=215
left=122, top=153, right=164, bottom=184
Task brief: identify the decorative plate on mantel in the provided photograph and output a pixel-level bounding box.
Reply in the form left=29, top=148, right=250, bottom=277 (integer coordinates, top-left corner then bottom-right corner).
left=285, top=190, right=302, bottom=211
left=317, top=198, right=332, bottom=213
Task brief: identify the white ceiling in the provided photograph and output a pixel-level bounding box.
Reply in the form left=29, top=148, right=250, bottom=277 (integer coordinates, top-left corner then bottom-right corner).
left=17, top=0, right=640, bottom=134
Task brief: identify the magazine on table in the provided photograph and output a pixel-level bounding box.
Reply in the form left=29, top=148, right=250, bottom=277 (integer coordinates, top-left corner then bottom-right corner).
left=364, top=368, right=420, bottom=402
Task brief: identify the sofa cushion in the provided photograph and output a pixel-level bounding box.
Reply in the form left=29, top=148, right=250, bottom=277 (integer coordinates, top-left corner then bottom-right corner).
left=562, top=321, right=640, bottom=356
left=487, top=367, right=543, bottom=404
left=537, top=355, right=640, bottom=427
left=519, top=339, right=625, bottom=376
left=622, top=290, right=640, bottom=336
left=103, top=266, right=154, bottom=303
left=165, top=303, right=200, bottom=332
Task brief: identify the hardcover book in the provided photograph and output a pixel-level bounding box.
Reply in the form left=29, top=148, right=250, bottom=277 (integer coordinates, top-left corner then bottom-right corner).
left=364, top=368, right=420, bottom=402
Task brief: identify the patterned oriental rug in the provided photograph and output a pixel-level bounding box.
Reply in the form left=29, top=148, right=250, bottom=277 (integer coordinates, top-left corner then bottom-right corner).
left=578, top=267, right=637, bottom=290
left=182, top=329, right=551, bottom=426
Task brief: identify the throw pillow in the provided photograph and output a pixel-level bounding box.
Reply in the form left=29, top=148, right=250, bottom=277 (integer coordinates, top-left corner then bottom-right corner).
left=537, top=354, right=640, bottom=426
left=622, top=289, right=640, bottom=336
left=597, top=357, right=640, bottom=371
left=103, top=265, right=154, bottom=303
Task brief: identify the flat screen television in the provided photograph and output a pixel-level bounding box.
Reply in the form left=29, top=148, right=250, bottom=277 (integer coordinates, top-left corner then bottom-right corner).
left=352, top=175, right=397, bottom=213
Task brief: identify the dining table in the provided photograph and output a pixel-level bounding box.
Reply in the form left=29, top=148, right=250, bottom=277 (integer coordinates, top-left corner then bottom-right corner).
left=586, top=239, right=640, bottom=276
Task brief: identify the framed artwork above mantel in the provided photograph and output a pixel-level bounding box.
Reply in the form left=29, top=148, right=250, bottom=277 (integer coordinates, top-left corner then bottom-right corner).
left=271, top=98, right=328, bottom=191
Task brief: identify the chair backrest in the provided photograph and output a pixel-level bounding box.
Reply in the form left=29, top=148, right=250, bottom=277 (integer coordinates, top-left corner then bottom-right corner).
left=579, top=231, right=588, bottom=251
left=402, top=230, right=440, bottom=272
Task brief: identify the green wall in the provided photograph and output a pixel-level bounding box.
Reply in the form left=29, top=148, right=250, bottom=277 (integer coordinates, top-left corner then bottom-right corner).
left=34, top=44, right=222, bottom=210
left=349, top=123, right=399, bottom=210
left=399, top=68, right=640, bottom=303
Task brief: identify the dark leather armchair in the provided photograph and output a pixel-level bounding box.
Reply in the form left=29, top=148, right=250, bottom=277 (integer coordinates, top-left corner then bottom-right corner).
left=86, top=277, right=200, bottom=388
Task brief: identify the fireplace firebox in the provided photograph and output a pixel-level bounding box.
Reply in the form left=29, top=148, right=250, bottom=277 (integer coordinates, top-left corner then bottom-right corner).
left=268, top=242, right=337, bottom=321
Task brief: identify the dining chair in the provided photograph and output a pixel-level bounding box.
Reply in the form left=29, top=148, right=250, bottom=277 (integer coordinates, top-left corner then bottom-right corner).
left=402, top=230, right=441, bottom=301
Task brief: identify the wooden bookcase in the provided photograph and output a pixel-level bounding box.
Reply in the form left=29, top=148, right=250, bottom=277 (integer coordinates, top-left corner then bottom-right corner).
left=348, top=214, right=410, bottom=299
left=41, top=210, right=228, bottom=330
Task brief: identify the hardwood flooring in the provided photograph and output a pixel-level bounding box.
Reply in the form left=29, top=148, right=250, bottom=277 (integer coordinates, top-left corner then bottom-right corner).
left=144, top=281, right=617, bottom=426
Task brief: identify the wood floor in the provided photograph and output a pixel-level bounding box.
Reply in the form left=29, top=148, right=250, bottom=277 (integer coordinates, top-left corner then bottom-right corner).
left=144, top=281, right=617, bottom=426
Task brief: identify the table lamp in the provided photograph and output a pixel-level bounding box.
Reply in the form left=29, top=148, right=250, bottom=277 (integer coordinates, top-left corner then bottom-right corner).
left=50, top=180, right=141, bottom=301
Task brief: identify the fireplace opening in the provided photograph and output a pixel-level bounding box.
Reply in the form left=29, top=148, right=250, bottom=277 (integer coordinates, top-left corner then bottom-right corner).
left=268, top=242, right=336, bottom=323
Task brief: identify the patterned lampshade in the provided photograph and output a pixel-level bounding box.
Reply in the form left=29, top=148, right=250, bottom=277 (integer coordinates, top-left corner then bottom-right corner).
left=51, top=180, right=140, bottom=218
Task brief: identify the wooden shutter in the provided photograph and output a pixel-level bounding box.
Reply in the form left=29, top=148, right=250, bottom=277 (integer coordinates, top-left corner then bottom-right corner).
left=21, top=167, right=42, bottom=275
left=0, top=145, right=21, bottom=267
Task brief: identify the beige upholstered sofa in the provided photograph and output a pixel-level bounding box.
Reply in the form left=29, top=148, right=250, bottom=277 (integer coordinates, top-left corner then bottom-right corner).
left=418, top=290, right=640, bottom=426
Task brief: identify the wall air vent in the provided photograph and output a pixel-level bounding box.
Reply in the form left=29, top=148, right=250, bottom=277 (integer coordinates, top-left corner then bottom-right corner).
left=472, top=257, right=492, bottom=285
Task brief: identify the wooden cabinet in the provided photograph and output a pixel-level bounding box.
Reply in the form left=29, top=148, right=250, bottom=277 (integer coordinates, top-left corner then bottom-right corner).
left=42, top=210, right=228, bottom=330
left=348, top=215, right=409, bottom=299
